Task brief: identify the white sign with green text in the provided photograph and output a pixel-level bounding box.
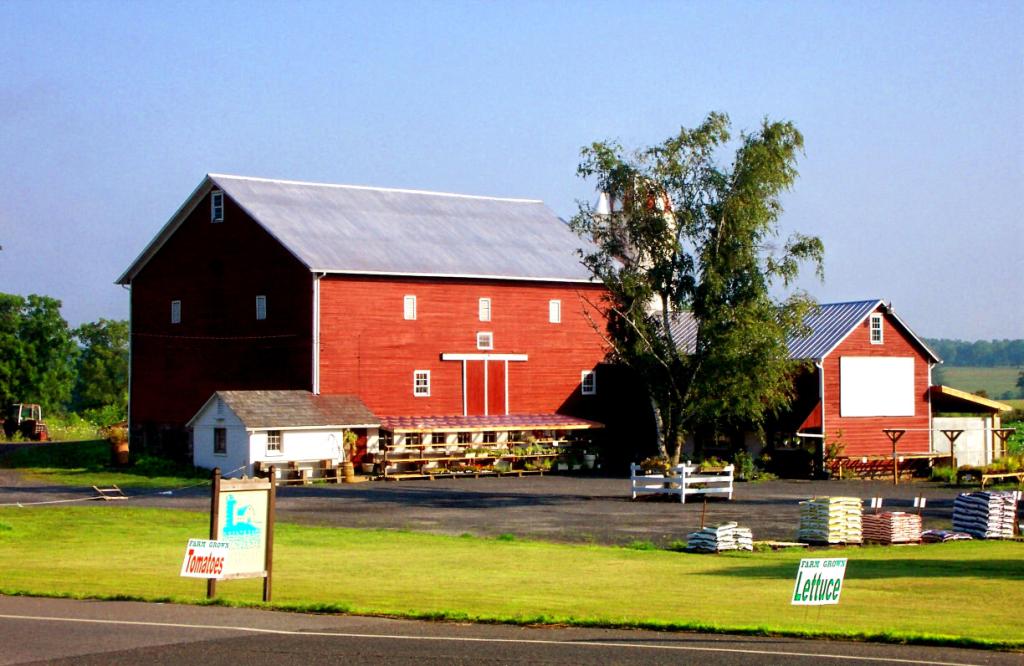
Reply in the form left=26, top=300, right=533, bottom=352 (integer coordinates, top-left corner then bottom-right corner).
left=791, top=558, right=847, bottom=605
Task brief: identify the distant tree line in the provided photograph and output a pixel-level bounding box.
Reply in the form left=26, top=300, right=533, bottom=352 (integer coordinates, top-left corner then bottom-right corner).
left=924, top=338, right=1024, bottom=367
left=0, top=293, right=127, bottom=425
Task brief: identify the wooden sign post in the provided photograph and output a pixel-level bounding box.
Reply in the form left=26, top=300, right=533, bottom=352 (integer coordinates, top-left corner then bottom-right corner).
left=207, top=467, right=276, bottom=602
left=882, top=429, right=905, bottom=486
left=939, top=430, right=964, bottom=474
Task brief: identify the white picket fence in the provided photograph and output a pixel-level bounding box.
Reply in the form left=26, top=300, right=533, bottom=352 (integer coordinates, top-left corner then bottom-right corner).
left=629, top=463, right=734, bottom=503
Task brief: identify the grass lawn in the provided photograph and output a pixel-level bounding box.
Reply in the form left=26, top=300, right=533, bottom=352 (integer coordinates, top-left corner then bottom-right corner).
left=0, top=506, right=1021, bottom=650
left=0, top=440, right=207, bottom=490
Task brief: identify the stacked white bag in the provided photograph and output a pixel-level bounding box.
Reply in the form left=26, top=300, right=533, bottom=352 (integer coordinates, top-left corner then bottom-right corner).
left=797, top=497, right=863, bottom=544
left=686, top=522, right=754, bottom=552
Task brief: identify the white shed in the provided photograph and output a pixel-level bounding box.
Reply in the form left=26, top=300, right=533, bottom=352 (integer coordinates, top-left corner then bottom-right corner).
left=930, top=385, right=1014, bottom=468
left=189, top=390, right=379, bottom=479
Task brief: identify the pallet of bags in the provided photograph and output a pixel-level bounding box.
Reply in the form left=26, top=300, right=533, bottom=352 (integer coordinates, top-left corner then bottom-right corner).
left=797, top=497, right=863, bottom=544
left=686, top=522, right=754, bottom=553
left=921, top=529, right=972, bottom=543
left=862, top=512, right=922, bottom=544
left=952, top=491, right=1017, bottom=540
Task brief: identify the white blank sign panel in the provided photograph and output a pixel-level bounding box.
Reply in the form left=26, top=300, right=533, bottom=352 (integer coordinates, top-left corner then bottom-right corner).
left=839, top=357, right=915, bottom=417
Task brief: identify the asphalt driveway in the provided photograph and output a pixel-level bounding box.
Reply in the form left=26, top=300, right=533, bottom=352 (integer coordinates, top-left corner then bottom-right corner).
left=0, top=466, right=974, bottom=546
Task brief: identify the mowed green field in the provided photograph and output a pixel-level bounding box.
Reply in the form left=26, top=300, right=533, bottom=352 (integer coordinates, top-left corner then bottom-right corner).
left=0, top=506, right=1022, bottom=649
left=935, top=366, right=1021, bottom=399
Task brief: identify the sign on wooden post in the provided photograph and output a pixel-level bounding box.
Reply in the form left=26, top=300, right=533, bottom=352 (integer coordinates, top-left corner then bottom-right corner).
left=791, top=558, right=847, bottom=606
left=207, top=467, right=276, bottom=602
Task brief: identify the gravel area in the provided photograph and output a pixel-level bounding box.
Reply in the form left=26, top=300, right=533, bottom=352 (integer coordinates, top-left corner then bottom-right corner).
left=0, top=465, right=975, bottom=546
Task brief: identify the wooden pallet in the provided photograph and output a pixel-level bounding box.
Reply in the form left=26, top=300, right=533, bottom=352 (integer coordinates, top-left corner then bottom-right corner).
left=93, top=485, right=127, bottom=501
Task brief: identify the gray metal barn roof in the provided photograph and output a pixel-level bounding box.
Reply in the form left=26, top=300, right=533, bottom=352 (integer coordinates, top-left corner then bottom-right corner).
left=669, top=300, right=940, bottom=362
left=118, top=174, right=596, bottom=284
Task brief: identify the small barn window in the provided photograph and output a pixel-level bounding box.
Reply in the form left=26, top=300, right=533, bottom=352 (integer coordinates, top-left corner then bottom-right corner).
left=211, top=190, right=224, bottom=222
left=170, top=300, right=181, bottom=324
left=213, top=427, right=226, bottom=455
left=404, top=295, right=417, bottom=320
left=581, top=370, right=597, bottom=395
left=256, top=295, right=267, bottom=320
left=549, top=299, right=561, bottom=323
left=266, top=430, right=281, bottom=454
left=457, top=432, right=472, bottom=445
left=477, top=331, right=494, bottom=350
left=870, top=314, right=883, bottom=344
left=479, top=297, right=491, bottom=322
left=431, top=432, right=449, bottom=446
left=414, top=370, right=430, bottom=397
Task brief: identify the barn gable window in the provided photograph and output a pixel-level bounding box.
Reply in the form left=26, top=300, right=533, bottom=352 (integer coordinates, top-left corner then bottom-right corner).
left=266, top=430, right=282, bottom=454
left=869, top=314, right=884, bottom=344
left=213, top=427, right=226, bottom=455
left=170, top=300, right=181, bottom=324
left=479, top=297, right=491, bottom=322
left=549, top=299, right=561, bottom=323
left=404, top=295, right=417, bottom=320
left=581, top=369, right=597, bottom=395
left=414, top=370, right=430, bottom=397
left=211, top=190, right=224, bottom=222
left=476, top=331, right=494, bottom=350
left=256, top=295, right=267, bottom=320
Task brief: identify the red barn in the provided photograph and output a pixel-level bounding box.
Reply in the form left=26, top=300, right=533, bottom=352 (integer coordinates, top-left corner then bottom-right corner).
left=117, top=175, right=611, bottom=457
left=671, top=300, right=942, bottom=471
left=785, top=300, right=941, bottom=459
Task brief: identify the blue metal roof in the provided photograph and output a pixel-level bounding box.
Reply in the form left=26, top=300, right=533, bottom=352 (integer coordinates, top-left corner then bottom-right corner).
left=668, top=299, right=940, bottom=362
left=788, top=299, right=882, bottom=360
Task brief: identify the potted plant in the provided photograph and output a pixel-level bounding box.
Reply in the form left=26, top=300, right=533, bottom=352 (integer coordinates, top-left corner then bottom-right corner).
left=638, top=456, right=671, bottom=476
left=342, top=430, right=359, bottom=481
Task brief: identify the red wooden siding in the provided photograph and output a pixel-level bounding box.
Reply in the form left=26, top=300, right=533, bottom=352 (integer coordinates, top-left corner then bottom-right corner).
left=317, top=276, right=609, bottom=417
left=466, top=361, right=484, bottom=415
left=822, top=307, right=932, bottom=457
left=487, top=360, right=506, bottom=416
left=130, top=192, right=313, bottom=432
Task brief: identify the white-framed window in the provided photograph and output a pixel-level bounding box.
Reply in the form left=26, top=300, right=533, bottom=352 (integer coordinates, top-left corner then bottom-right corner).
left=432, top=432, right=449, bottom=446
left=170, top=300, right=181, bottom=324
left=404, top=295, right=417, bottom=320
left=414, top=370, right=430, bottom=397
left=581, top=369, right=597, bottom=395
left=549, top=299, right=561, bottom=324
left=869, top=314, right=883, bottom=344
left=211, top=190, right=224, bottom=222
left=256, top=295, right=267, bottom=320
left=479, top=297, right=491, bottom=322
left=213, top=427, right=226, bottom=455
left=476, top=331, right=494, bottom=350
left=266, top=430, right=282, bottom=454
left=482, top=431, right=497, bottom=444
left=457, top=432, right=472, bottom=445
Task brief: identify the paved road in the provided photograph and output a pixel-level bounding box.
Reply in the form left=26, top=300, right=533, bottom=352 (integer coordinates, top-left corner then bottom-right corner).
left=1, top=596, right=1018, bottom=665
left=0, top=467, right=972, bottom=545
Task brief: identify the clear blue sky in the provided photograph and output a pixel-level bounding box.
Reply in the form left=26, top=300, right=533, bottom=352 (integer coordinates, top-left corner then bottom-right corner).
left=1, top=1, right=1020, bottom=340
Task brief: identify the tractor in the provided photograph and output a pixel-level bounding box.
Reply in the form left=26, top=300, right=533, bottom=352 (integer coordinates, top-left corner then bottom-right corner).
left=3, top=403, right=49, bottom=441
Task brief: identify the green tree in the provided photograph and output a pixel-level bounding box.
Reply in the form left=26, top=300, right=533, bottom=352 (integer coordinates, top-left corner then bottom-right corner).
left=0, top=293, right=27, bottom=406
left=72, top=318, right=129, bottom=418
left=0, top=293, right=78, bottom=412
left=571, top=112, right=824, bottom=463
